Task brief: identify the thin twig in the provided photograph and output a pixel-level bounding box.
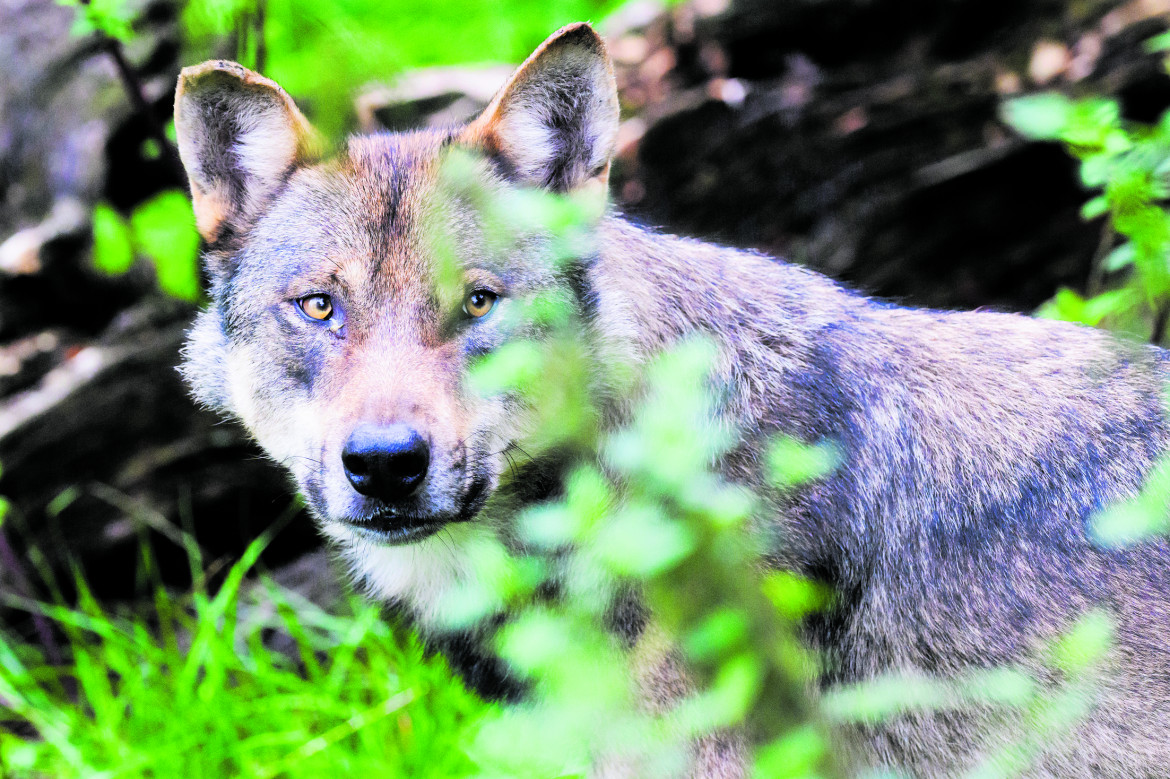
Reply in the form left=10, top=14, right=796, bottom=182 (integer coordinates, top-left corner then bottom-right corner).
left=254, top=0, right=268, bottom=73
left=1087, top=221, right=1115, bottom=297
left=79, top=0, right=184, bottom=179
left=0, top=530, right=63, bottom=666
left=1152, top=303, right=1169, bottom=345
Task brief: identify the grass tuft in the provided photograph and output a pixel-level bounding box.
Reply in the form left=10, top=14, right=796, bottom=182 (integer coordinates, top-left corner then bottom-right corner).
left=0, top=533, right=495, bottom=778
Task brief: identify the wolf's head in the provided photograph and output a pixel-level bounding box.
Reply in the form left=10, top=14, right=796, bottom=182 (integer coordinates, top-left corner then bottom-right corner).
left=174, top=24, right=618, bottom=605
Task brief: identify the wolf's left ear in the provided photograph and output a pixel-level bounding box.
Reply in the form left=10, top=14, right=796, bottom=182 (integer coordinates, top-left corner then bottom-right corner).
left=174, top=61, right=319, bottom=244
left=461, top=23, right=619, bottom=194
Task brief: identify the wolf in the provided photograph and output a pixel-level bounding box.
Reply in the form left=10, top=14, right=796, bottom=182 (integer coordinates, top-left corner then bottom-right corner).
left=173, top=22, right=1170, bottom=778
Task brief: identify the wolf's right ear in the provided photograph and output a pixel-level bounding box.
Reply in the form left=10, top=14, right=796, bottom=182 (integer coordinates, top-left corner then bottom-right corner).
left=174, top=61, right=319, bottom=244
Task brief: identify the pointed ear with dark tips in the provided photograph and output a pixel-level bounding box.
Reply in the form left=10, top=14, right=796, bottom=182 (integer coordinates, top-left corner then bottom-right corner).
left=461, top=23, right=619, bottom=194
left=174, top=61, right=319, bottom=244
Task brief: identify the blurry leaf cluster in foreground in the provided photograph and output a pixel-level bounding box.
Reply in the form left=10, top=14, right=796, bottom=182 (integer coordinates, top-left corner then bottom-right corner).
left=1003, top=90, right=1170, bottom=337
left=56, top=0, right=135, bottom=41
left=413, top=149, right=1118, bottom=778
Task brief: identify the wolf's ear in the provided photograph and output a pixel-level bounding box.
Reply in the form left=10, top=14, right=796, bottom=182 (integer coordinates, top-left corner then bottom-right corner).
left=461, top=23, right=619, bottom=194
left=174, top=61, right=318, bottom=243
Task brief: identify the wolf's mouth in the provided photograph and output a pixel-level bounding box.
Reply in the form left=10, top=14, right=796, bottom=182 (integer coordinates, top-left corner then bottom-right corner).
left=342, top=477, right=492, bottom=546
left=350, top=514, right=445, bottom=545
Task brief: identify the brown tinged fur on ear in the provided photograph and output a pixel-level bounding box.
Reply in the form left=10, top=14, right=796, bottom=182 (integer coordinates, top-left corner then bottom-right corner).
left=460, top=22, right=619, bottom=195
left=174, top=60, right=320, bottom=246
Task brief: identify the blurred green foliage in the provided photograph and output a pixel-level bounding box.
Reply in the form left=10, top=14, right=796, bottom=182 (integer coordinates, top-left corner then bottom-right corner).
left=56, top=0, right=135, bottom=41
left=426, top=149, right=845, bottom=776
left=424, top=147, right=1125, bottom=778
left=1003, top=93, right=1170, bottom=337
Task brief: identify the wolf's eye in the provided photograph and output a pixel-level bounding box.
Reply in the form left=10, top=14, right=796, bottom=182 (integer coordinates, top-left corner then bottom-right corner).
left=298, top=294, right=334, bottom=321
left=463, top=290, right=497, bottom=318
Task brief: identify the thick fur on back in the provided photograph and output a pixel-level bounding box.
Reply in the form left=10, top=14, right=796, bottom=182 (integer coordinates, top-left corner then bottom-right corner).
left=174, top=23, right=1170, bottom=778
left=591, top=220, right=1170, bottom=775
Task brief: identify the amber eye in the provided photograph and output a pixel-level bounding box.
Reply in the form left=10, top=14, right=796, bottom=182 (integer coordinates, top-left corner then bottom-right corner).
left=463, top=289, right=497, bottom=318
left=298, top=294, right=333, bottom=321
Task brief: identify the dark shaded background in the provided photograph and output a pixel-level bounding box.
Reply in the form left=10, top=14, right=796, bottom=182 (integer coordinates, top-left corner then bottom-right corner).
left=3, top=0, right=1168, bottom=633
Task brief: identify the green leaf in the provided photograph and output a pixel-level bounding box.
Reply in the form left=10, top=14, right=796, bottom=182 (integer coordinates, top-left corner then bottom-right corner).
left=1080, top=195, right=1109, bottom=221
left=1145, top=30, right=1170, bottom=53
left=92, top=204, right=134, bottom=274
left=762, top=571, right=831, bottom=620
left=469, top=340, right=544, bottom=395
left=753, top=726, right=827, bottom=779
left=1083, top=289, right=1135, bottom=324
left=1035, top=287, right=1131, bottom=327
left=1050, top=610, right=1113, bottom=674
left=1001, top=94, right=1074, bottom=141
left=130, top=191, right=201, bottom=300
left=57, top=0, right=135, bottom=40
left=683, top=608, right=750, bottom=663
left=594, top=504, right=695, bottom=578
left=1080, top=155, right=1112, bottom=188
left=768, top=437, right=840, bottom=488
left=1101, top=243, right=1135, bottom=272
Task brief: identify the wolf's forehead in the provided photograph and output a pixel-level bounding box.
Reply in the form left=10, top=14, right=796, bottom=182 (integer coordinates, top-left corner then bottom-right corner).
left=341, top=132, right=446, bottom=230
left=255, top=132, right=451, bottom=289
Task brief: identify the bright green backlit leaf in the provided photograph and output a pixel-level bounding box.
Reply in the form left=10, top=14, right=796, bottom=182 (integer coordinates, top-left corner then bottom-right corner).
left=59, top=0, right=135, bottom=40
left=1065, top=99, right=1123, bottom=149
left=1092, top=455, right=1170, bottom=545
left=469, top=340, right=543, bottom=395
left=959, top=667, right=1036, bottom=707
left=822, top=673, right=950, bottom=724
left=518, top=504, right=581, bottom=550
left=1102, top=242, right=1135, bottom=271
left=1080, top=155, right=1113, bottom=188
left=1093, top=499, right=1169, bottom=546
left=753, top=725, right=827, bottom=779
left=1145, top=30, right=1170, bottom=53
left=762, top=571, right=831, bottom=621
left=496, top=611, right=569, bottom=675
left=1083, top=289, right=1136, bottom=325
left=564, top=465, right=612, bottom=535
left=130, top=191, right=201, bottom=300
left=683, top=608, right=750, bottom=663
left=768, top=437, right=840, bottom=488
left=92, top=204, right=134, bottom=275
left=1001, top=94, right=1074, bottom=141
left=1080, top=195, right=1109, bottom=221
left=594, top=504, right=695, bottom=578
left=1050, top=610, right=1113, bottom=674
left=1035, top=287, right=1133, bottom=327
left=702, top=652, right=765, bottom=730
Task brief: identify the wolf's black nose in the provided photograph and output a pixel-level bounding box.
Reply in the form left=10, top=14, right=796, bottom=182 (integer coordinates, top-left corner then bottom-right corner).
left=342, top=424, right=430, bottom=501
